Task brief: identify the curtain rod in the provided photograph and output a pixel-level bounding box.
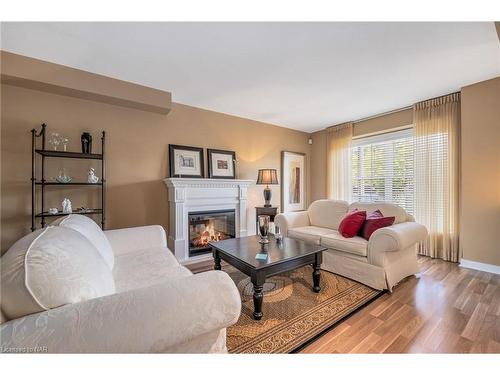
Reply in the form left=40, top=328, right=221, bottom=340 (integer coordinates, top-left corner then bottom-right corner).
left=327, top=90, right=461, bottom=129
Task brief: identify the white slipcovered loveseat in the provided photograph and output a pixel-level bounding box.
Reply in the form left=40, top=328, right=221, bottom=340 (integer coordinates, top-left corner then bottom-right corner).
left=275, top=200, right=428, bottom=291
left=0, top=215, right=241, bottom=353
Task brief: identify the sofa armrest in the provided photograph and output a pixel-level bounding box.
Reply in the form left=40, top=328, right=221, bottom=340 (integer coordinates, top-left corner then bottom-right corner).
left=0, top=271, right=241, bottom=353
left=367, top=222, right=428, bottom=265
left=275, top=211, right=310, bottom=236
left=105, top=225, right=167, bottom=256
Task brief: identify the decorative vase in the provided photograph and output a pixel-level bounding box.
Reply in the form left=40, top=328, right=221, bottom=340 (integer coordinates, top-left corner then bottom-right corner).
left=55, top=169, right=72, bottom=183
left=81, top=132, right=92, bottom=154
left=258, top=215, right=270, bottom=244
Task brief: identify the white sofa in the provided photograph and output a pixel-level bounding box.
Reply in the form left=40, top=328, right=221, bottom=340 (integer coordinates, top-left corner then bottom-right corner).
left=0, top=215, right=241, bottom=353
left=275, top=200, right=428, bottom=291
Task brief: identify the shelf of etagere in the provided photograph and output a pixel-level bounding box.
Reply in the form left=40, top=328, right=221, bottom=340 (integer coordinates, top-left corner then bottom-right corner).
left=35, top=149, right=103, bottom=160
left=35, top=208, right=103, bottom=218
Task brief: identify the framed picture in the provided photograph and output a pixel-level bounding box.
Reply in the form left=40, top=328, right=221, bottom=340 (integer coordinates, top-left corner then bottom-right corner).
left=169, top=144, right=204, bottom=178
left=207, top=149, right=236, bottom=179
left=281, top=151, right=306, bottom=212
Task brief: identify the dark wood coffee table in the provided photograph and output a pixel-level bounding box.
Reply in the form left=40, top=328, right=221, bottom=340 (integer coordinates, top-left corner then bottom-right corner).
left=210, top=235, right=328, bottom=320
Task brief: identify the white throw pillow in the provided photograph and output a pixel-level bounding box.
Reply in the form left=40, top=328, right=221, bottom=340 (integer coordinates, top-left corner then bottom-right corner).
left=54, top=215, right=114, bottom=269
left=0, top=226, right=115, bottom=321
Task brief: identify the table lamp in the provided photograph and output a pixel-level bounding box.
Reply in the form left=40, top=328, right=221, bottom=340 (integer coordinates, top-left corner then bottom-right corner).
left=256, top=169, right=278, bottom=207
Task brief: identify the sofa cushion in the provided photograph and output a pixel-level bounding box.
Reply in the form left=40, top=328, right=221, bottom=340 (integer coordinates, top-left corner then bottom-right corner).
left=338, top=210, right=366, bottom=238
left=320, top=232, right=368, bottom=257
left=288, top=226, right=337, bottom=245
left=54, top=214, right=114, bottom=269
left=360, top=210, right=395, bottom=240
left=348, top=202, right=408, bottom=224
left=113, top=246, right=192, bottom=292
left=0, top=226, right=115, bottom=320
left=308, top=200, right=349, bottom=230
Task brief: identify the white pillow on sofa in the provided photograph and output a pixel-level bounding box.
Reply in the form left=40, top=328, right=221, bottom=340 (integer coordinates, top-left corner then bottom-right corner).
left=0, top=226, right=115, bottom=321
left=54, top=214, right=114, bottom=269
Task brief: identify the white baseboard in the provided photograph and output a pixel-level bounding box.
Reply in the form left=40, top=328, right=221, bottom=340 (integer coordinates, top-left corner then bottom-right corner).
left=459, top=258, right=500, bottom=275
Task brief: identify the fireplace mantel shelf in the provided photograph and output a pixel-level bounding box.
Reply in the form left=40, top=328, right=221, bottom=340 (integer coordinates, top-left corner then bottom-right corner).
left=164, top=178, right=253, bottom=189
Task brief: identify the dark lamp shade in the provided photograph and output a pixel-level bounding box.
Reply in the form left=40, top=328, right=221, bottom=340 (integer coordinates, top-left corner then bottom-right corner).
left=256, top=169, right=278, bottom=185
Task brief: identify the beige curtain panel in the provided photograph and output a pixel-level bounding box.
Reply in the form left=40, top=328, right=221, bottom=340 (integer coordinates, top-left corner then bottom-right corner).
left=326, top=122, right=353, bottom=201
left=414, top=93, right=460, bottom=262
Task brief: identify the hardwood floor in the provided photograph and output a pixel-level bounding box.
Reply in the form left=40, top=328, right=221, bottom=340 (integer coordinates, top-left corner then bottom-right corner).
left=300, top=256, right=500, bottom=353
left=188, top=256, right=500, bottom=353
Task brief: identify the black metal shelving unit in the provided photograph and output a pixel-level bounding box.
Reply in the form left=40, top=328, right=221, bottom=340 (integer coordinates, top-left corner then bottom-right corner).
left=31, top=123, right=106, bottom=231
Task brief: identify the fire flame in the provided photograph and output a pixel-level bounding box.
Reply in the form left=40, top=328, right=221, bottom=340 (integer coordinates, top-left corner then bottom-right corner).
left=192, top=223, right=227, bottom=247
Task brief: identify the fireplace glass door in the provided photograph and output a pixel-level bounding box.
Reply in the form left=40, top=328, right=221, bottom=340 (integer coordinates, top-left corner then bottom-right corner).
left=188, top=209, right=236, bottom=257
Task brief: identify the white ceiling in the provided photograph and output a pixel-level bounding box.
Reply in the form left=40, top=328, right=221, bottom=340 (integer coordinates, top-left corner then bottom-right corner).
left=1, top=22, right=499, bottom=133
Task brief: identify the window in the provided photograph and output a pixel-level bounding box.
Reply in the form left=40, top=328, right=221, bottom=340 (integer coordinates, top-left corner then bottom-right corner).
left=351, top=128, right=415, bottom=214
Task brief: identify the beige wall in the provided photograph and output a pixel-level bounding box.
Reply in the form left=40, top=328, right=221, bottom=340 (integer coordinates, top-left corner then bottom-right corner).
left=353, top=108, right=413, bottom=138
left=1, top=51, right=172, bottom=114
left=1, top=84, right=310, bottom=252
left=460, top=76, right=500, bottom=266
left=309, top=108, right=414, bottom=201
left=310, top=129, right=328, bottom=202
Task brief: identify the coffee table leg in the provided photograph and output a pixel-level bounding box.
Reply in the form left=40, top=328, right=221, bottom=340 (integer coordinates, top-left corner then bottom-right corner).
left=313, top=254, right=321, bottom=293
left=252, top=283, right=264, bottom=320
left=213, top=249, right=222, bottom=270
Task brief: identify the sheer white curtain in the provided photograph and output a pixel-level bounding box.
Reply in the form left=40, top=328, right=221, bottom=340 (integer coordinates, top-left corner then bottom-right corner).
left=326, top=122, right=353, bottom=201
left=414, top=93, right=460, bottom=262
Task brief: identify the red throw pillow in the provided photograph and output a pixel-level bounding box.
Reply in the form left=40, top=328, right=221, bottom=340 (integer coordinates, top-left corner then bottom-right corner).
left=338, top=210, right=366, bottom=238
left=359, top=209, right=395, bottom=240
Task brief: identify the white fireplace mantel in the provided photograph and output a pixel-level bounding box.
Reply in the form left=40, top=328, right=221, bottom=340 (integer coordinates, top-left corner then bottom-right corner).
left=164, top=178, right=253, bottom=265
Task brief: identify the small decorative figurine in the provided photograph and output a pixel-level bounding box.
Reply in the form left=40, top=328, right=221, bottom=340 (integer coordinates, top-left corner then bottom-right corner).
left=62, top=198, right=72, bottom=214
left=87, top=168, right=99, bottom=184
left=48, top=207, right=59, bottom=215
left=81, top=132, right=92, bottom=154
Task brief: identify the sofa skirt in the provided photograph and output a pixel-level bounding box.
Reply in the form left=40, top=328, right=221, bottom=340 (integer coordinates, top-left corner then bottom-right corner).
left=322, top=250, right=388, bottom=290
left=321, top=246, right=419, bottom=291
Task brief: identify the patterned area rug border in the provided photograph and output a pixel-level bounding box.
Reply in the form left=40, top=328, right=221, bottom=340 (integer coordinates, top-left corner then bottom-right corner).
left=290, top=290, right=384, bottom=353
left=227, top=266, right=383, bottom=354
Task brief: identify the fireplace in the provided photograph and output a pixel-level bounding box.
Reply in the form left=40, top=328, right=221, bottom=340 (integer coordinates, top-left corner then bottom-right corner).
left=188, top=209, right=236, bottom=257
left=165, top=178, right=252, bottom=264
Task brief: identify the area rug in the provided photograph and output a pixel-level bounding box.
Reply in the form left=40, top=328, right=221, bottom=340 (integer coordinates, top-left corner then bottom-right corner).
left=225, top=265, right=382, bottom=353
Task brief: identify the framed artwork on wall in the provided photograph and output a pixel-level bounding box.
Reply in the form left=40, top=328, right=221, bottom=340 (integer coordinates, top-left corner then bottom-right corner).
left=281, top=151, right=306, bottom=212
left=207, top=149, right=236, bottom=179
left=169, top=144, right=204, bottom=178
